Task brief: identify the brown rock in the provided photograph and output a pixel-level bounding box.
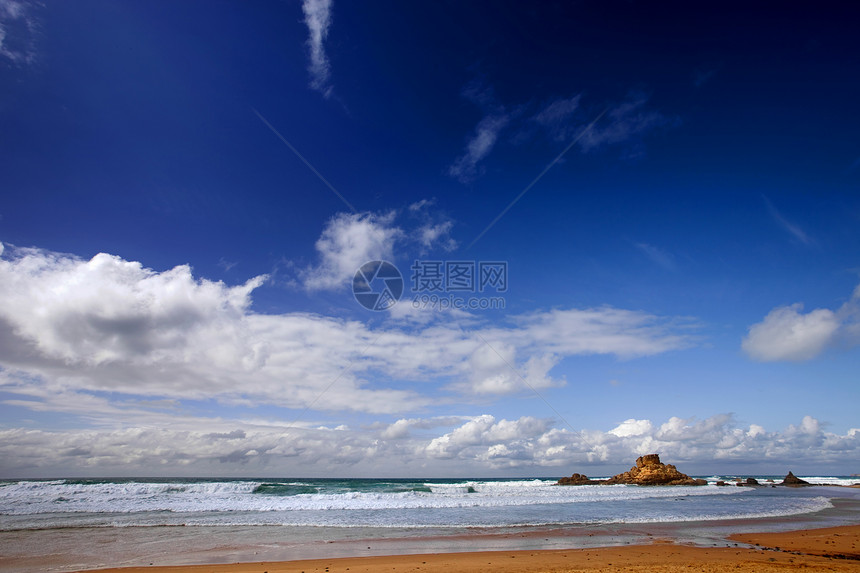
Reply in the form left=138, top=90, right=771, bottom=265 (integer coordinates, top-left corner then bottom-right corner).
left=781, top=471, right=810, bottom=486
left=604, top=454, right=705, bottom=486
left=557, top=473, right=602, bottom=485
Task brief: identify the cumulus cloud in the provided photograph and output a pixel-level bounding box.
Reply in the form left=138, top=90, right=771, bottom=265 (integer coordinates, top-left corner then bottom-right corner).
left=302, top=0, right=334, bottom=97
left=742, top=284, right=860, bottom=361
left=0, top=243, right=421, bottom=415
left=0, top=247, right=265, bottom=366
left=0, top=422, right=390, bottom=476
left=458, top=342, right=563, bottom=395
left=609, top=418, right=653, bottom=438
left=0, top=406, right=856, bottom=476
left=425, top=415, right=551, bottom=461
left=300, top=211, right=402, bottom=291
left=422, top=412, right=860, bottom=473
left=0, top=241, right=696, bottom=425
left=742, top=304, right=839, bottom=361
left=299, top=207, right=460, bottom=290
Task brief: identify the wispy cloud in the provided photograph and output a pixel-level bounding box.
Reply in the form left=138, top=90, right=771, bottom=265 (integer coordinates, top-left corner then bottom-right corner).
left=635, top=242, right=676, bottom=271
left=302, top=0, right=334, bottom=98
left=218, top=258, right=237, bottom=272
left=692, top=67, right=717, bottom=88
left=448, top=78, right=514, bottom=183
left=532, top=95, right=582, bottom=141
left=450, top=86, right=675, bottom=187
left=0, top=0, right=38, bottom=66
left=763, top=196, right=812, bottom=245
left=577, top=92, right=676, bottom=153
left=408, top=198, right=458, bottom=253
left=448, top=113, right=510, bottom=183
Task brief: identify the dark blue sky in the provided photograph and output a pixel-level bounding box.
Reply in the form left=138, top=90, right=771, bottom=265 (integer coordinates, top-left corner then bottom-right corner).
left=1, top=0, right=859, bottom=476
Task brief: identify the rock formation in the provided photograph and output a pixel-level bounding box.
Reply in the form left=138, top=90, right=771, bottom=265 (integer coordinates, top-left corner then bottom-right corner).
left=781, top=471, right=810, bottom=486
left=604, top=454, right=707, bottom=486
left=557, top=454, right=706, bottom=486
left=557, top=473, right=602, bottom=485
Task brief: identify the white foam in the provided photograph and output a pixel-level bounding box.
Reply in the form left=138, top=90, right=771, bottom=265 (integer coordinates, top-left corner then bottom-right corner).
left=0, top=479, right=742, bottom=515
left=0, top=478, right=848, bottom=530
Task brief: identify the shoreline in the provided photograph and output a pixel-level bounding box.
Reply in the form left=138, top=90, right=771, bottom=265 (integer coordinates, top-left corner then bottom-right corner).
left=70, top=523, right=860, bottom=573
left=2, top=486, right=859, bottom=572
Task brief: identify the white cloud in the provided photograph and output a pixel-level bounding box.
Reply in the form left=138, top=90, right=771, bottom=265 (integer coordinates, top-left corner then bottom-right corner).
left=609, top=418, right=653, bottom=438
left=416, top=221, right=457, bottom=252
left=407, top=199, right=458, bottom=252
left=742, top=304, right=839, bottom=361
left=0, top=243, right=421, bottom=415
left=379, top=416, right=469, bottom=440
left=425, top=415, right=551, bottom=461
left=506, top=307, right=694, bottom=359
left=0, top=241, right=696, bottom=430
left=423, top=412, right=860, bottom=473
left=300, top=211, right=402, bottom=291
left=0, top=407, right=856, bottom=476
left=457, top=343, right=563, bottom=395
left=0, top=247, right=265, bottom=366
left=299, top=207, right=458, bottom=289
left=742, top=281, right=860, bottom=362
left=449, top=113, right=510, bottom=183
left=302, top=0, right=334, bottom=98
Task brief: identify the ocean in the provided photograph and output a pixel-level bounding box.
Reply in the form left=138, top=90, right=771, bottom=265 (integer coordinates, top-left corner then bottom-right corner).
left=2, top=476, right=860, bottom=571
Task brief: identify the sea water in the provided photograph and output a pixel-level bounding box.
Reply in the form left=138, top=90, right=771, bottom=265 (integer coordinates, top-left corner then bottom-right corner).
left=0, top=476, right=854, bottom=530
left=1, top=476, right=859, bottom=572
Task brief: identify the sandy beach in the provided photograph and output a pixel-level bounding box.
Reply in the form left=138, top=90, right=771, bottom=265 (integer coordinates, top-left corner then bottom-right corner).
left=67, top=524, right=860, bottom=573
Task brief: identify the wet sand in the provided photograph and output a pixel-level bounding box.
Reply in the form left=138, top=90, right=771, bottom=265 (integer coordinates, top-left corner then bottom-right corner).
left=72, top=524, right=860, bottom=573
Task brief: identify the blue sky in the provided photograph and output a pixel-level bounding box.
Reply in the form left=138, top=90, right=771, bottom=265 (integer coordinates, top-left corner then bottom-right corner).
left=1, top=0, right=859, bottom=477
